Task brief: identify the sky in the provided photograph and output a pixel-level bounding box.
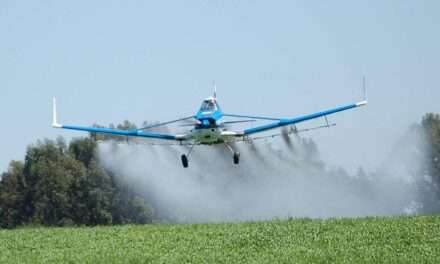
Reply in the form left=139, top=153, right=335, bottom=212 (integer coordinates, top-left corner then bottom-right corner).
left=1, top=0, right=439, bottom=173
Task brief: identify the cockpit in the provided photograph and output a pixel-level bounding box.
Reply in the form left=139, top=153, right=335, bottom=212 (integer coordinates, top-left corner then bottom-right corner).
left=200, top=99, right=217, bottom=112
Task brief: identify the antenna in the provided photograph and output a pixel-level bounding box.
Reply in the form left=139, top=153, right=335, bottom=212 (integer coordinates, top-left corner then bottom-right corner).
left=213, top=80, right=217, bottom=99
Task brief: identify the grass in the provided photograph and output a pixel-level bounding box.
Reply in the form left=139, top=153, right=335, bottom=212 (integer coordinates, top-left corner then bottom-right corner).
left=1, top=216, right=440, bottom=263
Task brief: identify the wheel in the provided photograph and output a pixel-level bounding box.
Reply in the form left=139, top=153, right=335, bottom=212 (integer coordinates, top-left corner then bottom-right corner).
left=181, top=154, right=189, bottom=168
left=233, top=152, right=240, bottom=165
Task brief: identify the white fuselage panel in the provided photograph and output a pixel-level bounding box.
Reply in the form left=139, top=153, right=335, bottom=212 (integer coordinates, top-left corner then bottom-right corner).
left=192, top=128, right=223, bottom=144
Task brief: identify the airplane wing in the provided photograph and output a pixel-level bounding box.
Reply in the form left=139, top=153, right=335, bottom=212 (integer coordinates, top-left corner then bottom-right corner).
left=241, top=100, right=368, bottom=136
left=51, top=98, right=187, bottom=141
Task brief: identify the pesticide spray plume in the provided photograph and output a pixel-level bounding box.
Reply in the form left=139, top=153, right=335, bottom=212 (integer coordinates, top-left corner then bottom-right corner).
left=97, top=126, right=437, bottom=223
left=281, top=126, right=294, bottom=150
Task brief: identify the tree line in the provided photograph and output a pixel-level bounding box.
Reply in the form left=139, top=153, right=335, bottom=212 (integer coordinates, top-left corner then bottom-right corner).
left=0, top=132, right=153, bottom=228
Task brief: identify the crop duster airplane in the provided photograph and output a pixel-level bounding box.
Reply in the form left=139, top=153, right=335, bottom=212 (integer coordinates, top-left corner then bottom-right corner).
left=52, top=87, right=367, bottom=168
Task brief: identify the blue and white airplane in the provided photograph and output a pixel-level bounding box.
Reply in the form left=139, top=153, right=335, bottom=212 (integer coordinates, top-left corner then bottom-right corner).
left=52, top=87, right=367, bottom=168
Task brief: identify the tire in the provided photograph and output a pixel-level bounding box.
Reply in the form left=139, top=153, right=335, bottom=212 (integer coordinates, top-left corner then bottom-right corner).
left=181, top=154, right=189, bottom=168
left=233, top=152, right=240, bottom=165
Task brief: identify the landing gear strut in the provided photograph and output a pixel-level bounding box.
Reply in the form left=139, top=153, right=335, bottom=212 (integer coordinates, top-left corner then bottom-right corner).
left=181, top=143, right=240, bottom=168
left=225, top=143, right=240, bottom=165
left=181, top=144, right=195, bottom=168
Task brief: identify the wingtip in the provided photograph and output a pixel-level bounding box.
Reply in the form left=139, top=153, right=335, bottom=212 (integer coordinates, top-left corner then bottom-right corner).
left=356, top=100, right=368, bottom=107
left=52, top=96, right=62, bottom=128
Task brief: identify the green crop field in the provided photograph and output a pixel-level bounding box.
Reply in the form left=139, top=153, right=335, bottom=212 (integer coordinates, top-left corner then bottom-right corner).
left=1, top=216, right=440, bottom=264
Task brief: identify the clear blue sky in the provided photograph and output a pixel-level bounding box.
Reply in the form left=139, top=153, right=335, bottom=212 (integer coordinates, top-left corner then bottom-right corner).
left=1, top=0, right=439, bottom=173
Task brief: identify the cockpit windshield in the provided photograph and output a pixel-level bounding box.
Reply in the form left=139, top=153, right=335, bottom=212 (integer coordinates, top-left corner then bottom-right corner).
left=200, top=100, right=217, bottom=112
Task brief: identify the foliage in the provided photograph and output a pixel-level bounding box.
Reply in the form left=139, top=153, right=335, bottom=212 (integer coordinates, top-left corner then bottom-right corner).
left=0, top=161, right=25, bottom=228
left=90, top=120, right=137, bottom=142
left=0, top=216, right=439, bottom=263
left=423, top=113, right=440, bottom=183
left=0, top=136, right=153, bottom=228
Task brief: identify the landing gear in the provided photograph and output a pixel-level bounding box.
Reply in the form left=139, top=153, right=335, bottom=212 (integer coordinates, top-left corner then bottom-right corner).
left=233, top=152, right=240, bottom=165
left=181, top=154, right=189, bottom=168
left=181, top=144, right=195, bottom=168
left=180, top=143, right=240, bottom=168
left=225, top=143, right=240, bottom=165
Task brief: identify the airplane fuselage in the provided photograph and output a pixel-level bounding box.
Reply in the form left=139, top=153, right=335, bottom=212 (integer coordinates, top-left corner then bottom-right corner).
left=190, top=96, right=229, bottom=145
left=191, top=127, right=223, bottom=144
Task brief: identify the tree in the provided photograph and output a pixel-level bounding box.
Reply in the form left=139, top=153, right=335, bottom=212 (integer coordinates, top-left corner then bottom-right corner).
left=422, top=113, right=440, bottom=182
left=0, top=133, right=155, bottom=228
left=69, top=160, right=113, bottom=225
left=0, top=161, right=25, bottom=228
left=69, top=137, right=97, bottom=168
left=23, top=138, right=86, bottom=226
left=110, top=175, right=153, bottom=225
left=422, top=113, right=440, bottom=208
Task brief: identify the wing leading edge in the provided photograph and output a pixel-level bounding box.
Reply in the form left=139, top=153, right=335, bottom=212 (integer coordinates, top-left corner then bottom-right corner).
left=243, top=100, right=368, bottom=136
left=52, top=97, right=185, bottom=141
